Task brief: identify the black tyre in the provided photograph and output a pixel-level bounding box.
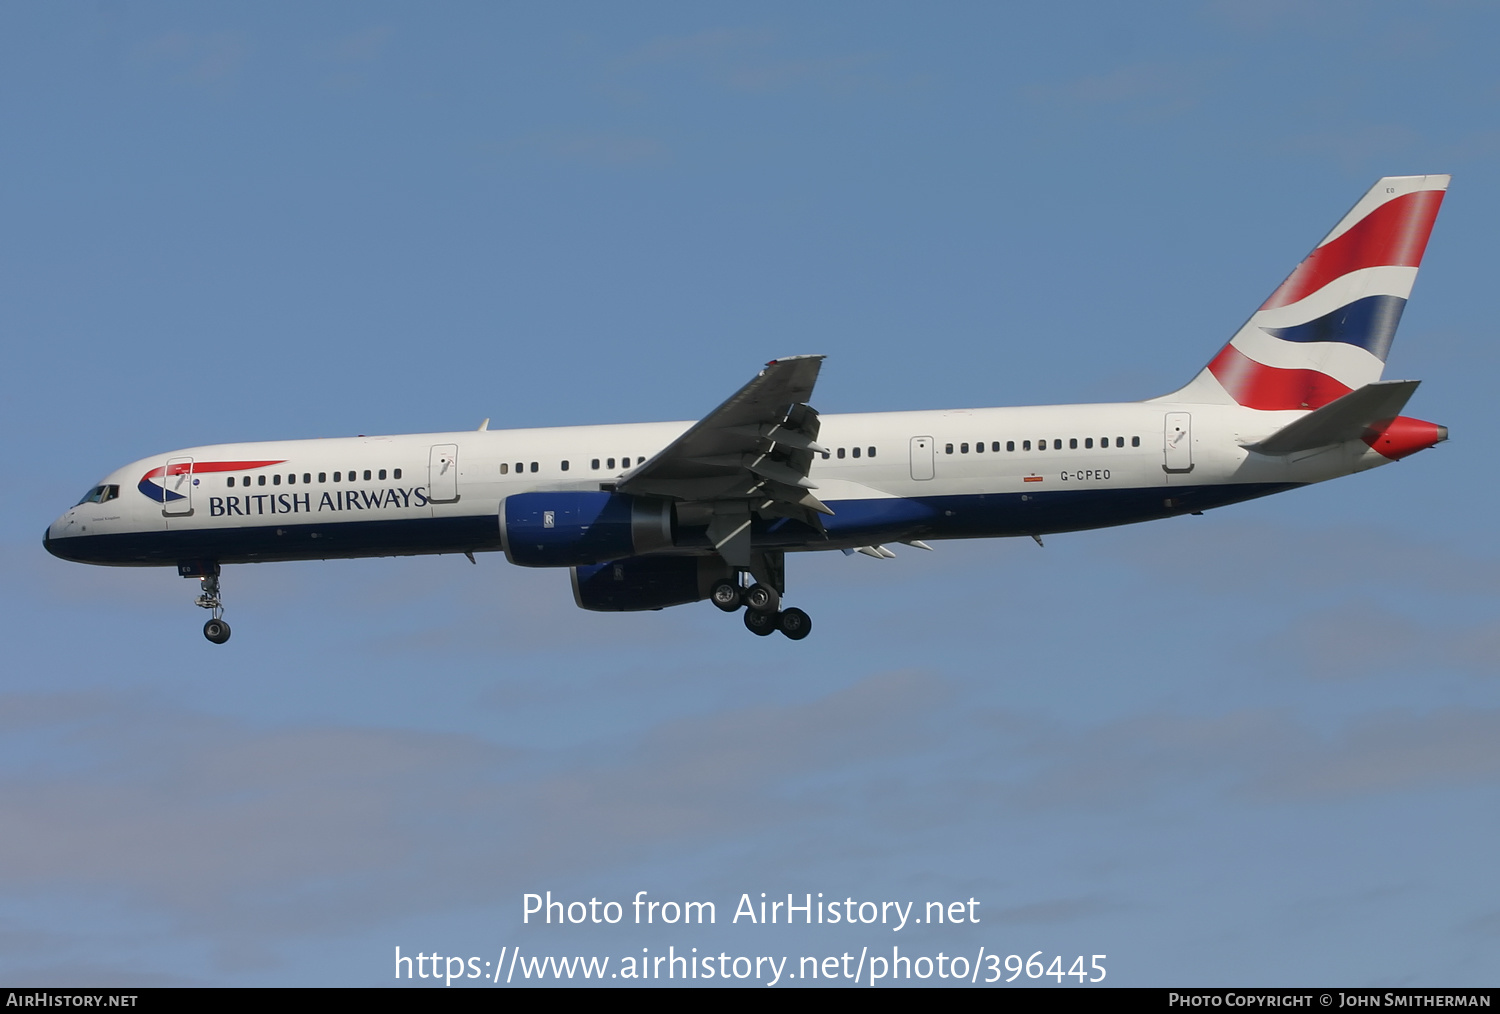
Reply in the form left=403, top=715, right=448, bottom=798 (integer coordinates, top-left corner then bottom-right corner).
left=710, top=579, right=742, bottom=612
left=778, top=607, right=811, bottom=641
left=744, top=583, right=780, bottom=614
left=203, top=619, right=231, bottom=644
left=744, top=609, right=778, bottom=636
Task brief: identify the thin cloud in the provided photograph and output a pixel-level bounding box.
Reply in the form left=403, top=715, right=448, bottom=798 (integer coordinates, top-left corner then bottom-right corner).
left=615, top=28, right=775, bottom=70
left=613, top=28, right=889, bottom=98
left=1273, top=124, right=1425, bottom=173
left=1249, top=709, right=1500, bottom=800
left=978, top=705, right=1500, bottom=808
left=1104, top=521, right=1500, bottom=600
left=134, top=30, right=250, bottom=87
left=327, top=25, right=394, bottom=65
left=0, top=671, right=952, bottom=967
left=1273, top=601, right=1500, bottom=680
left=1024, top=60, right=1221, bottom=123
left=502, top=131, right=669, bottom=168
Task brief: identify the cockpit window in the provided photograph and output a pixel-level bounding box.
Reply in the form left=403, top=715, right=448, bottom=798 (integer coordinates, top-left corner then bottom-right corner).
left=75, top=484, right=120, bottom=506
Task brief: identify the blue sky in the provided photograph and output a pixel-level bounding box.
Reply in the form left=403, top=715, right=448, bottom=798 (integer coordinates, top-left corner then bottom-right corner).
left=4, top=0, right=1500, bottom=987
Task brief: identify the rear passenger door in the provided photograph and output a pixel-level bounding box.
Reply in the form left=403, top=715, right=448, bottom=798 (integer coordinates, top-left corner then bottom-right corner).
left=910, top=436, right=934, bottom=480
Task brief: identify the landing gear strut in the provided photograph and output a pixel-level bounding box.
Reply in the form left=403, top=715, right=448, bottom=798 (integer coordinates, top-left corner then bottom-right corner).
left=181, top=562, right=231, bottom=644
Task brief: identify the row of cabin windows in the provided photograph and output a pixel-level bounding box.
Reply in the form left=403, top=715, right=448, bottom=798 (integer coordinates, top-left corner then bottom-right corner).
left=819, top=447, right=877, bottom=460
left=946, top=436, right=1140, bottom=454
left=226, top=468, right=402, bottom=488
left=501, top=456, right=648, bottom=477
left=498, top=457, right=647, bottom=475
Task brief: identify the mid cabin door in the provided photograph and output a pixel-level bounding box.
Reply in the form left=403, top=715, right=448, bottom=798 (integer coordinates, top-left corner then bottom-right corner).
left=162, top=456, right=194, bottom=516
left=910, top=436, right=935, bottom=480
left=1163, top=413, right=1194, bottom=473
left=429, top=444, right=460, bottom=503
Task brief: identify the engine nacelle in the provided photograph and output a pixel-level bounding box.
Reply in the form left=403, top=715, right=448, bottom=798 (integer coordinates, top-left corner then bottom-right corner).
left=500, top=491, right=674, bottom=568
left=571, top=556, right=734, bottom=612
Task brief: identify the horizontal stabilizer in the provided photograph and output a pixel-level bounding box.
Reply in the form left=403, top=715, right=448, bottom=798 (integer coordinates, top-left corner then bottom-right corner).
left=1246, top=380, right=1421, bottom=455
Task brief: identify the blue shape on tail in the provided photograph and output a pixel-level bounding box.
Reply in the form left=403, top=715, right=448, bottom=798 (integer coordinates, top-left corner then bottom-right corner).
left=1260, top=294, right=1406, bottom=362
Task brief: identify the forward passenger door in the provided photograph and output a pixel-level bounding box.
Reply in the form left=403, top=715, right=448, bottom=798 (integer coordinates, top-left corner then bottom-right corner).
left=429, top=444, right=460, bottom=503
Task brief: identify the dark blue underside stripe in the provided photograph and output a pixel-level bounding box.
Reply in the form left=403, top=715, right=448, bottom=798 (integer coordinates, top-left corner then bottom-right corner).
left=46, top=484, right=1301, bottom=567
left=1260, top=294, right=1406, bottom=362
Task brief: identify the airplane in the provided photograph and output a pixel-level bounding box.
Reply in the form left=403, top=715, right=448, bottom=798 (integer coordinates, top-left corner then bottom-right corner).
left=44, top=175, right=1451, bottom=644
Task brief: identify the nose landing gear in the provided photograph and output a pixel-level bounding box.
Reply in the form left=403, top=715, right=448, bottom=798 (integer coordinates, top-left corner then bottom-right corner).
left=203, top=616, right=231, bottom=644
left=181, top=562, right=230, bottom=644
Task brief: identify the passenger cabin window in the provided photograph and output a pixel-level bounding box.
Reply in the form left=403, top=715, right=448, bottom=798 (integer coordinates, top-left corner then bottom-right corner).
left=378, top=469, right=386, bottom=480
left=852, top=447, right=860, bottom=458
left=227, top=477, right=235, bottom=487
left=1131, top=436, right=1140, bottom=447
left=591, top=459, right=600, bottom=470
left=837, top=448, right=846, bottom=459
left=530, top=462, right=538, bottom=473
left=561, top=460, right=569, bottom=471
left=500, top=463, right=509, bottom=475
left=868, top=447, right=876, bottom=458
left=319, top=472, right=327, bottom=482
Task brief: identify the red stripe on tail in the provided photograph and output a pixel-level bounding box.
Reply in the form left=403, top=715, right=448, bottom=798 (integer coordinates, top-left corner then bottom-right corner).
left=1260, top=190, right=1444, bottom=310
left=1207, top=344, right=1352, bottom=410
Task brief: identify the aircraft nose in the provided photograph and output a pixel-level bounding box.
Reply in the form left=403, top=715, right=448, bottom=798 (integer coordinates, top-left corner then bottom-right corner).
left=43, top=519, right=75, bottom=562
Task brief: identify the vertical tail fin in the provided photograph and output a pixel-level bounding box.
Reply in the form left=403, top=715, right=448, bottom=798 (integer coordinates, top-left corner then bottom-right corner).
left=1158, top=175, right=1449, bottom=409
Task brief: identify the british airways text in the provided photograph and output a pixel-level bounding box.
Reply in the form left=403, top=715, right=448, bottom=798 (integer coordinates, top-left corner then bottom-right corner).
left=208, top=487, right=430, bottom=517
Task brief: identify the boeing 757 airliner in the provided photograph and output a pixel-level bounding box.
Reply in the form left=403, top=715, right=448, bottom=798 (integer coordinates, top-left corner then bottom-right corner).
left=45, top=175, right=1451, bottom=643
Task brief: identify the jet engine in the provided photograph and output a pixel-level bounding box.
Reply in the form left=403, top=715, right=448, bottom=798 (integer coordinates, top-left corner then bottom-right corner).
left=500, top=491, right=674, bottom=568
left=571, top=555, right=735, bottom=612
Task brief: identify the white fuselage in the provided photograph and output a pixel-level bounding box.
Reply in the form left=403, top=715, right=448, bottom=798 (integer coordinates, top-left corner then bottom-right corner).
left=43, top=400, right=1390, bottom=570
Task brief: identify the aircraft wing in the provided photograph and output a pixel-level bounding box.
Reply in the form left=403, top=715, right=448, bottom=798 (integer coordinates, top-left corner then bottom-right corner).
left=617, top=355, right=830, bottom=564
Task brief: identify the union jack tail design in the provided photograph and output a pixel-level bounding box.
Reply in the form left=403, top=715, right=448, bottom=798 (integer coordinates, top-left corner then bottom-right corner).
left=1161, top=175, right=1449, bottom=410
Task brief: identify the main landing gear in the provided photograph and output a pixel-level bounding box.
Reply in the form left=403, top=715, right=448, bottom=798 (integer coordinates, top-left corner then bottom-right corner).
left=709, top=575, right=812, bottom=641
left=181, top=562, right=231, bottom=644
